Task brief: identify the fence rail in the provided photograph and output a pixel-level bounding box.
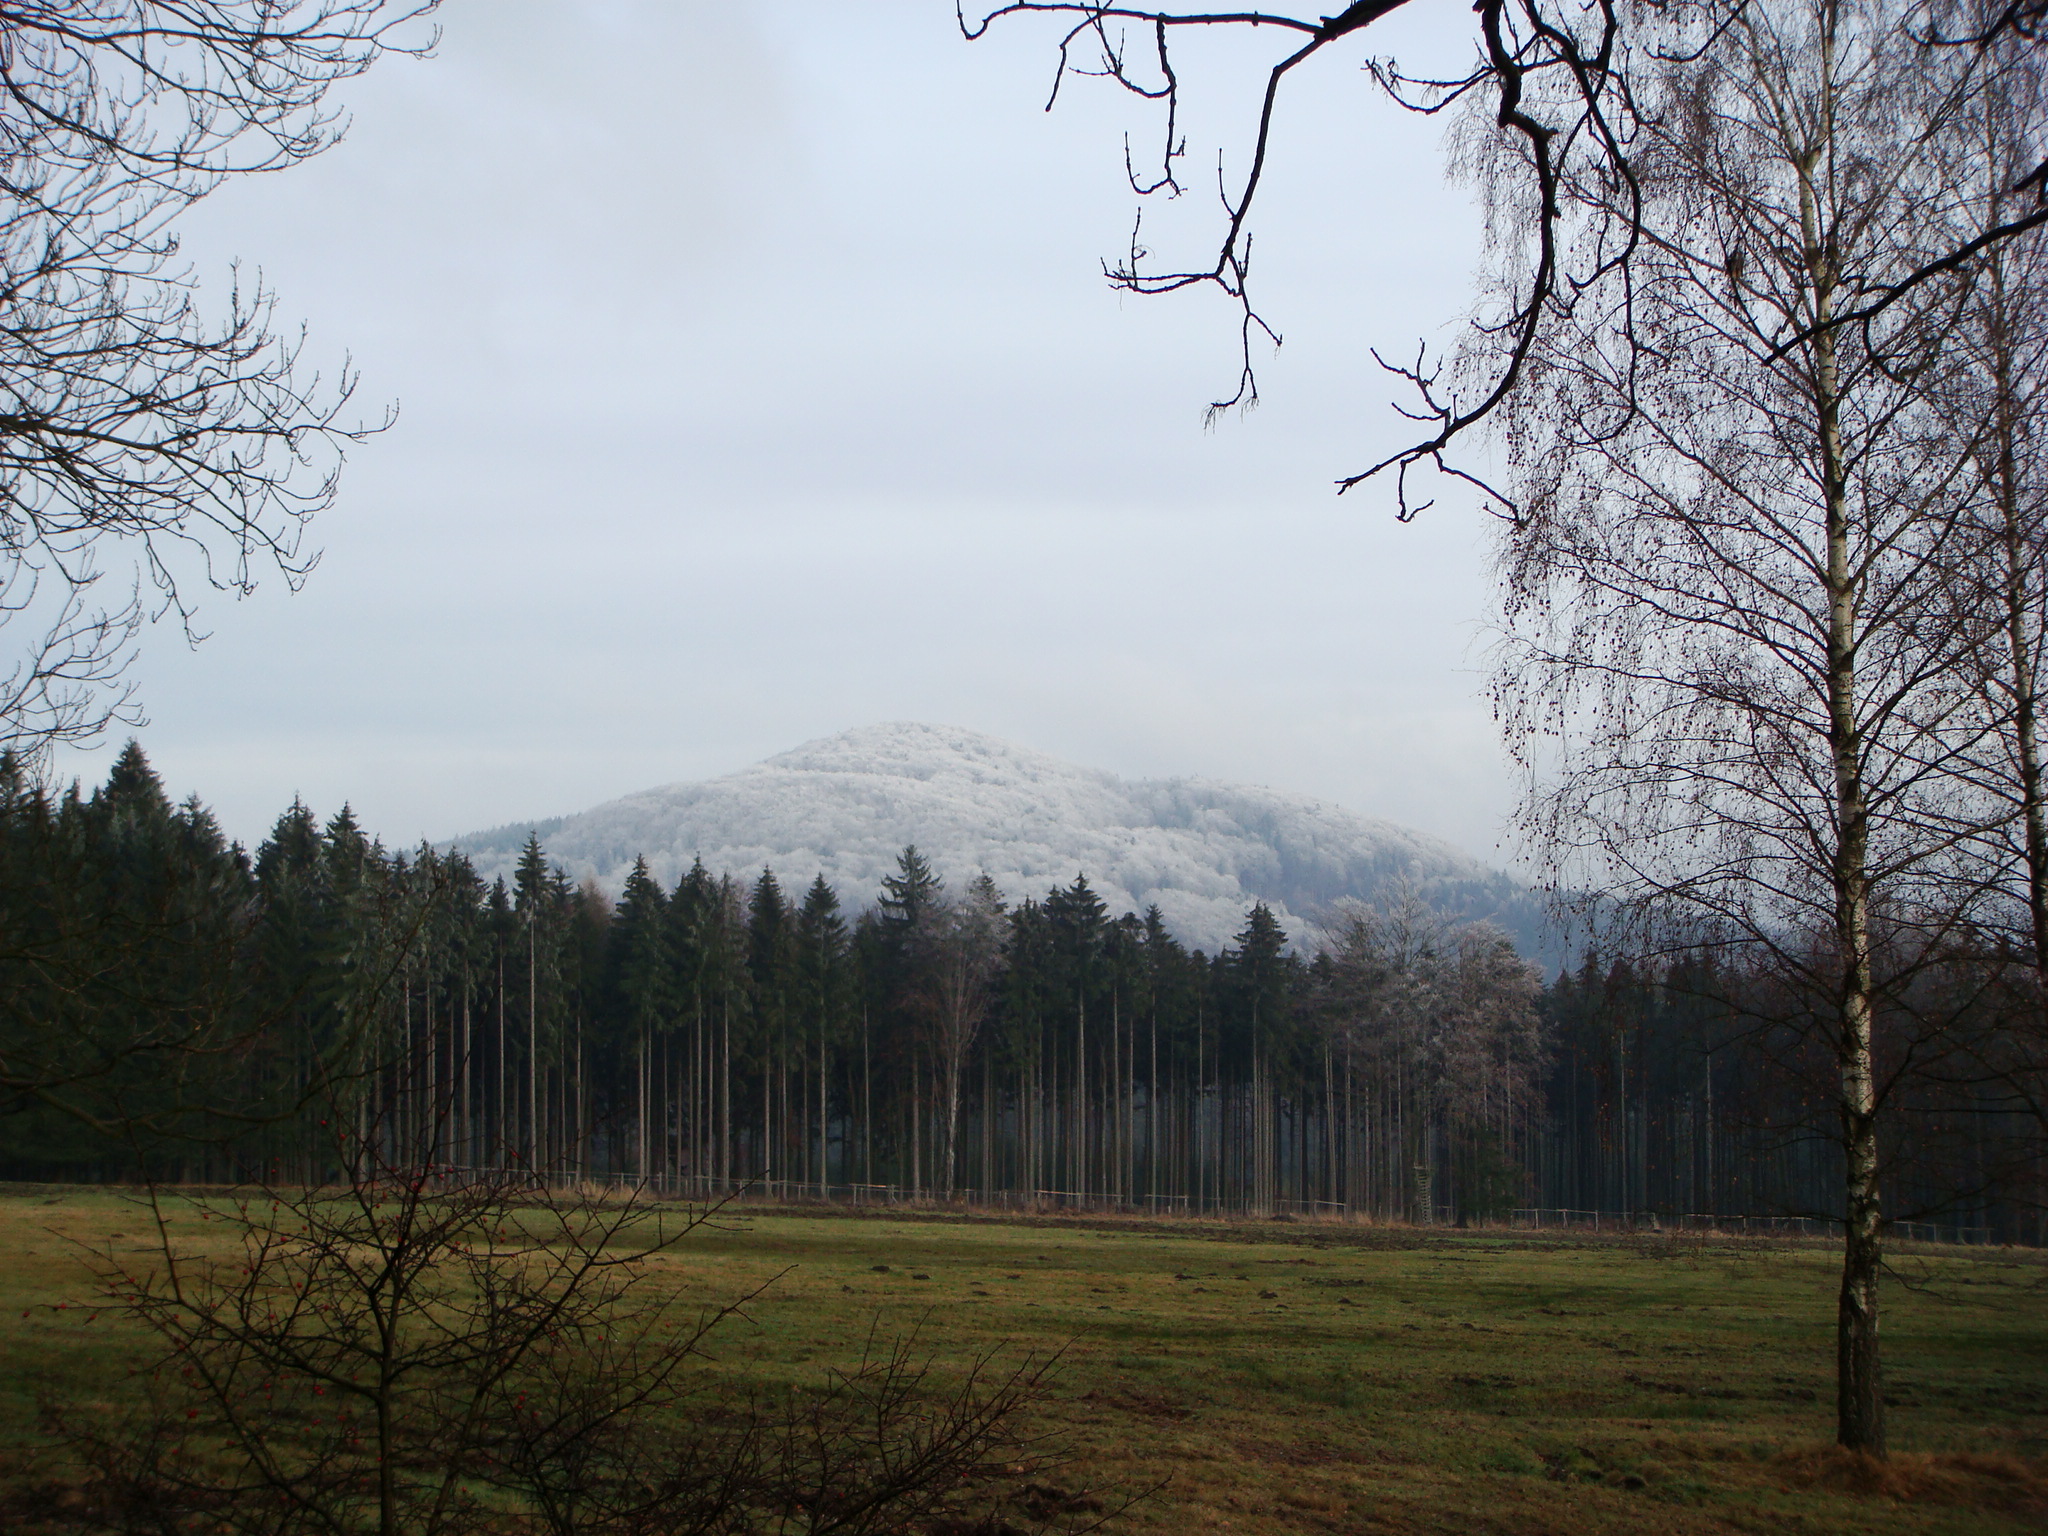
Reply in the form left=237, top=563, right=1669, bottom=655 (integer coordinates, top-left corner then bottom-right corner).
left=1509, top=1208, right=1999, bottom=1244
left=460, top=1166, right=2025, bottom=1247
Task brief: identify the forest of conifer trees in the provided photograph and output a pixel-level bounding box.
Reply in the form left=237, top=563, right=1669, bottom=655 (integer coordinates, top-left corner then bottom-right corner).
left=3, top=744, right=2040, bottom=1243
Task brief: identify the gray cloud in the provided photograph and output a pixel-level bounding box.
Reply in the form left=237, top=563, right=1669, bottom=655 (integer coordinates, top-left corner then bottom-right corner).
left=47, top=0, right=1516, bottom=867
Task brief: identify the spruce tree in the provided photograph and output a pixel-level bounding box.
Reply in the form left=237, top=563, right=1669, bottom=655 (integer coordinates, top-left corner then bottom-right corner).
left=611, top=857, right=670, bottom=1177
left=3, top=745, right=255, bottom=1173
left=510, top=833, right=556, bottom=1166
left=877, top=845, right=943, bottom=932
left=796, top=874, right=849, bottom=1193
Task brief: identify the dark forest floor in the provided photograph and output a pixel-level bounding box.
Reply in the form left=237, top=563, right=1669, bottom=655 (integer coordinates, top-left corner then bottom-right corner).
left=2, top=1187, right=2043, bottom=1534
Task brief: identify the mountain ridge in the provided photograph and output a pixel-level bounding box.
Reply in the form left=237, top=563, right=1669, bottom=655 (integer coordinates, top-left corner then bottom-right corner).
left=447, top=722, right=1544, bottom=957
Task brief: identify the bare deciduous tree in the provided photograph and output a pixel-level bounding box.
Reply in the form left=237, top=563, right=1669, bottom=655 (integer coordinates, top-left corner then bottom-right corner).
left=53, top=1118, right=1093, bottom=1535
left=1319, top=895, right=1544, bottom=1222
left=1477, top=0, right=2013, bottom=1454
left=960, top=0, right=1646, bottom=511
left=0, top=1, right=436, bottom=763
left=919, top=873, right=1009, bottom=1198
left=964, top=3, right=2048, bottom=506
left=1932, top=33, right=2048, bottom=984
left=1919, top=27, right=2048, bottom=1185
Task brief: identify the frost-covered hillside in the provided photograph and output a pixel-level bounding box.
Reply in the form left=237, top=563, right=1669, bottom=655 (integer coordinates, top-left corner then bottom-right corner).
left=448, top=723, right=1542, bottom=956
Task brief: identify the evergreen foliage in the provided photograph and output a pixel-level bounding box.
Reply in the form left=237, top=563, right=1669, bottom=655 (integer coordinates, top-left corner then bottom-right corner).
left=0, top=745, right=2039, bottom=1241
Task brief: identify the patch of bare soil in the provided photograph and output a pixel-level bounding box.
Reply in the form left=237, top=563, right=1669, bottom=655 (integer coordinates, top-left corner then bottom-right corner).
left=1075, top=1386, right=1198, bottom=1422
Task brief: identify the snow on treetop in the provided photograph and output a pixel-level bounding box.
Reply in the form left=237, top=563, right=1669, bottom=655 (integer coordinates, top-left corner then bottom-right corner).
left=449, top=722, right=1535, bottom=954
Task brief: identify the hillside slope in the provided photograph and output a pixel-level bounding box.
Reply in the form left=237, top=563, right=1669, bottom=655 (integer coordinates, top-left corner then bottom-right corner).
left=449, top=723, right=1542, bottom=956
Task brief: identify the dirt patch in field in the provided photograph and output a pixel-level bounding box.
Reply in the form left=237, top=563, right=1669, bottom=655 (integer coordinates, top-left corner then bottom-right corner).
left=1077, top=1386, right=1198, bottom=1422
left=1233, top=1434, right=1355, bottom=1468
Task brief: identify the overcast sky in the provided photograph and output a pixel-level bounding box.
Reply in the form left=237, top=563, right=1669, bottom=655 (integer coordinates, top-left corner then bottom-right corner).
left=48, top=0, right=1516, bottom=863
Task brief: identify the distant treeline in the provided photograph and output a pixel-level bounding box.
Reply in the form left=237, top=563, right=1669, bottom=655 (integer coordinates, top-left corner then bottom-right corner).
left=3, top=745, right=2040, bottom=1240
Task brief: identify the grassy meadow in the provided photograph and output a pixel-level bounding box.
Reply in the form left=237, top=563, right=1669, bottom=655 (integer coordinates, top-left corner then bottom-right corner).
left=1, top=1185, right=2043, bottom=1534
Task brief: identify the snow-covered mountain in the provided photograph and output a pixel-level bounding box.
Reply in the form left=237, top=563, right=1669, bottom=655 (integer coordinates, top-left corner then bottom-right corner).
left=447, top=723, right=1542, bottom=957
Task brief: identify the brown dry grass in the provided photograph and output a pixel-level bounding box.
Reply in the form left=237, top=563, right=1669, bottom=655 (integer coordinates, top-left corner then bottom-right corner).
left=1773, top=1444, right=2048, bottom=1512
left=2, top=1187, right=2044, bottom=1534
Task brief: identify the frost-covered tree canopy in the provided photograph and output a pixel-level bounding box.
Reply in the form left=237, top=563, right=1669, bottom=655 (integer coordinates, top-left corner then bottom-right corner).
left=448, top=723, right=1538, bottom=956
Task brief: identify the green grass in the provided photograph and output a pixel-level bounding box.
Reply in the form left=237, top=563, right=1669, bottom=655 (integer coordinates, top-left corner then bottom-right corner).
left=3, top=1186, right=2044, bottom=1534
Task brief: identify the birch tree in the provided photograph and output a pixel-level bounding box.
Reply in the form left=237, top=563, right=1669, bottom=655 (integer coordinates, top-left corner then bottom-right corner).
left=1478, top=0, right=2007, bottom=1454
left=1933, top=36, right=2048, bottom=986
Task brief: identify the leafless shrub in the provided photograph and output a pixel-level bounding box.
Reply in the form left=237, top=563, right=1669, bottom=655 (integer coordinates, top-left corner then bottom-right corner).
left=44, top=1120, right=1112, bottom=1535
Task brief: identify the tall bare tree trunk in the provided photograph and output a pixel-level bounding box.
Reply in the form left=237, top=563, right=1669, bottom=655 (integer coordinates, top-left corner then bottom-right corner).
left=1075, top=989, right=1086, bottom=1200
left=1802, top=131, right=1886, bottom=1455
left=460, top=994, right=471, bottom=1167
left=536, top=921, right=544, bottom=1171
left=939, top=1045, right=962, bottom=1199
left=721, top=998, right=731, bottom=1192
left=495, top=953, right=506, bottom=1168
